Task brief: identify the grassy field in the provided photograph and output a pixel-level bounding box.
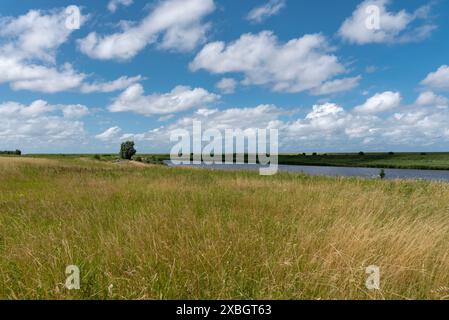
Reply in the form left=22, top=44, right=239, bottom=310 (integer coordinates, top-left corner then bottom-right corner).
left=277, top=152, right=449, bottom=170
left=1, top=156, right=449, bottom=299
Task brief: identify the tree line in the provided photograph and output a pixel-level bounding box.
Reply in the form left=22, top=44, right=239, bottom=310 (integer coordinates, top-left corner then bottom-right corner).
left=0, top=150, right=21, bottom=155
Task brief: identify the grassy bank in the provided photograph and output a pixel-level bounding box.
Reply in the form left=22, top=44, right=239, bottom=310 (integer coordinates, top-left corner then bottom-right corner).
left=277, top=152, right=449, bottom=170
left=26, top=152, right=449, bottom=170
left=1, top=156, right=449, bottom=299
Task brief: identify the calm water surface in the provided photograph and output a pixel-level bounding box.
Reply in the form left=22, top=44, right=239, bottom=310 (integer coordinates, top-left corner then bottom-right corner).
left=165, top=161, right=449, bottom=182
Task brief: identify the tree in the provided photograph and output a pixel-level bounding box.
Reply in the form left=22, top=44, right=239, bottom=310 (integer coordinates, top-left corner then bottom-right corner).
left=15, top=149, right=21, bottom=156
left=379, top=169, right=386, bottom=180
left=120, top=141, right=136, bottom=160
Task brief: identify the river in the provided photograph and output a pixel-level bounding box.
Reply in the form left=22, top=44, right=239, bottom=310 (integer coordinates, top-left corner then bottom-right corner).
left=165, top=161, right=449, bottom=182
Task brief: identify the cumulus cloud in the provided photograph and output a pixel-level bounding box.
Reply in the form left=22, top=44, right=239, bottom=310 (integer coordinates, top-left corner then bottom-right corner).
left=96, top=87, right=449, bottom=151
left=0, top=100, right=89, bottom=119
left=247, top=0, right=286, bottom=23
left=0, top=59, right=85, bottom=93
left=79, top=0, right=215, bottom=60
left=283, top=96, right=449, bottom=148
left=190, top=31, right=359, bottom=94
left=0, top=8, right=143, bottom=94
left=96, top=126, right=122, bottom=141
left=354, top=91, right=401, bottom=114
left=0, top=9, right=86, bottom=93
left=107, top=0, right=133, bottom=13
left=80, top=75, right=143, bottom=94
left=311, top=76, right=362, bottom=96
left=0, top=56, right=143, bottom=94
left=415, top=91, right=448, bottom=108
left=215, top=78, right=237, bottom=94
left=0, top=8, right=85, bottom=63
left=98, top=104, right=283, bottom=144
left=61, top=104, right=90, bottom=119
left=339, top=0, right=436, bottom=45
left=421, top=65, right=449, bottom=91
left=0, top=100, right=87, bottom=147
left=108, top=84, right=220, bottom=116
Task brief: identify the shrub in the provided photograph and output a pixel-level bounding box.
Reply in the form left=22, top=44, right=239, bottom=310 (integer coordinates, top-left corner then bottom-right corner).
left=379, top=169, right=386, bottom=180
left=120, top=141, right=137, bottom=160
left=134, top=156, right=143, bottom=162
left=388, top=152, right=395, bottom=155
left=358, top=152, right=365, bottom=156
left=143, top=156, right=164, bottom=165
left=93, top=154, right=101, bottom=160
left=0, top=150, right=21, bottom=155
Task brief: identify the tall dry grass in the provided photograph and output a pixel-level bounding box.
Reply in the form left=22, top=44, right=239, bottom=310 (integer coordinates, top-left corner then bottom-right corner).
left=1, top=157, right=449, bottom=299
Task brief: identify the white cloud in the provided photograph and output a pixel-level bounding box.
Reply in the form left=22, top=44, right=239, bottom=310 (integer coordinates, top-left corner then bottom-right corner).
left=0, top=8, right=142, bottom=94
left=0, top=59, right=86, bottom=93
left=96, top=126, right=122, bottom=141
left=79, top=0, right=215, bottom=60
left=354, top=91, right=401, bottom=114
left=0, top=9, right=86, bottom=93
left=311, top=76, right=362, bottom=95
left=0, top=56, right=143, bottom=94
left=421, top=65, right=449, bottom=90
left=306, top=103, right=345, bottom=120
left=108, top=84, right=220, bottom=116
left=0, top=8, right=85, bottom=63
left=215, top=78, right=237, bottom=94
left=101, top=104, right=283, bottom=144
left=0, top=100, right=89, bottom=119
left=185, top=104, right=282, bottom=131
left=0, top=100, right=53, bottom=118
left=283, top=97, right=449, bottom=148
left=97, top=89, right=449, bottom=151
left=339, top=0, right=436, bottom=45
left=61, top=104, right=89, bottom=119
left=80, top=75, right=143, bottom=93
left=247, top=0, right=286, bottom=23
left=191, top=31, right=357, bottom=94
left=108, top=0, right=133, bottom=13
left=415, top=91, right=448, bottom=108
left=0, top=100, right=87, bottom=147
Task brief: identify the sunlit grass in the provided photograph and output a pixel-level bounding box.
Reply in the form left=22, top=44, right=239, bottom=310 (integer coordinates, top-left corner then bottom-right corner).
left=1, top=156, right=449, bottom=299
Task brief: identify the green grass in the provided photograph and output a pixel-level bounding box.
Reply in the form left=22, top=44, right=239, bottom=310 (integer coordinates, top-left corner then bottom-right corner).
left=277, top=153, right=449, bottom=170
left=2, top=156, right=449, bottom=300
left=25, top=152, right=449, bottom=170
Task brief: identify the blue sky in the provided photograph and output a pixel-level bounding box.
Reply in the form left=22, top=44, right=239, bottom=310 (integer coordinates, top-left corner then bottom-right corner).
left=1, top=0, right=449, bottom=153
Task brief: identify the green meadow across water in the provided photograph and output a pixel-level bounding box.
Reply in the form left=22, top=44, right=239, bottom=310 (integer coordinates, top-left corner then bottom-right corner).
left=25, top=153, right=449, bottom=170
left=277, top=153, right=449, bottom=170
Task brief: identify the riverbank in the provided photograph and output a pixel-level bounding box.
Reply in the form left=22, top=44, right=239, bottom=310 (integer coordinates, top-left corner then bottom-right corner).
left=25, top=152, right=449, bottom=171
left=277, top=153, right=449, bottom=170
left=1, top=156, right=449, bottom=299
